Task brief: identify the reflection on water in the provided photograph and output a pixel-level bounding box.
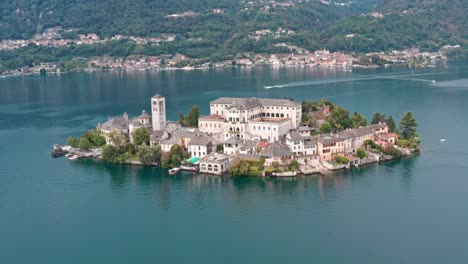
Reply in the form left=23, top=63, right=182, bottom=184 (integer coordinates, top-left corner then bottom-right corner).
left=71, top=157, right=418, bottom=210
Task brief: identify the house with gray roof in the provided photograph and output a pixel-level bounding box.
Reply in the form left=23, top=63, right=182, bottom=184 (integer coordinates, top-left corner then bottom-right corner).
left=223, top=137, right=244, bottom=155
left=188, top=135, right=213, bottom=158
left=285, top=131, right=317, bottom=156
left=129, top=110, right=153, bottom=143
left=260, top=142, right=293, bottom=167
left=98, top=113, right=130, bottom=145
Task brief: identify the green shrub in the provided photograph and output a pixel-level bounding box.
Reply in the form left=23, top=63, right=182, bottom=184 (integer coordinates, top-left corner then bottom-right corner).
left=397, top=139, right=410, bottom=148
left=384, top=146, right=402, bottom=158
left=357, top=148, right=366, bottom=159
left=78, top=137, right=91, bottom=150
left=67, top=136, right=80, bottom=148
left=335, top=155, right=349, bottom=164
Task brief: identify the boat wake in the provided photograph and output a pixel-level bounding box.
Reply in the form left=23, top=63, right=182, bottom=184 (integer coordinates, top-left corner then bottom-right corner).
left=264, top=85, right=284, bottom=89
left=263, top=71, right=468, bottom=89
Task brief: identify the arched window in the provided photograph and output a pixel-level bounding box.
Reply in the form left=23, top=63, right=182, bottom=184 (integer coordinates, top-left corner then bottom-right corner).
left=208, top=164, right=213, bottom=171
left=214, top=165, right=219, bottom=172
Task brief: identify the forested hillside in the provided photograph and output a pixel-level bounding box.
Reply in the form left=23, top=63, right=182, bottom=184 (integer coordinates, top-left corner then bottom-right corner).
left=0, top=0, right=466, bottom=56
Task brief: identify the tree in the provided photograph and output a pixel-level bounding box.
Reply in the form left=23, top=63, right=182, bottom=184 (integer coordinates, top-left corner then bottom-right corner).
left=67, top=136, right=80, bottom=148
left=385, top=115, right=396, bottom=133
left=39, top=68, right=47, bottom=76
left=108, top=130, right=127, bottom=147
left=289, top=159, right=299, bottom=171
left=82, top=129, right=106, bottom=147
left=371, top=113, right=386, bottom=124
left=186, top=106, right=200, bottom=127
left=384, top=145, right=402, bottom=158
left=399, top=112, right=417, bottom=140
left=178, top=112, right=185, bottom=125
left=357, top=148, right=366, bottom=159
left=161, top=144, right=187, bottom=168
left=132, top=127, right=149, bottom=146
left=137, top=145, right=162, bottom=166
left=320, top=122, right=332, bottom=133
left=78, top=137, right=91, bottom=150
left=351, top=112, right=368, bottom=128
left=330, top=106, right=352, bottom=130
left=102, top=144, right=119, bottom=163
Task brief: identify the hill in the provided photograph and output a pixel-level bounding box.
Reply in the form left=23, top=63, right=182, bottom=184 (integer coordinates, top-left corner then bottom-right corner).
left=323, top=0, right=467, bottom=52
left=0, top=0, right=466, bottom=69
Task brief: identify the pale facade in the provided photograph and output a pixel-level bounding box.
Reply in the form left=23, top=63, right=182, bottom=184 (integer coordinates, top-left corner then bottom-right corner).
left=316, top=137, right=346, bottom=162
left=151, top=94, right=166, bottom=131
left=200, top=97, right=301, bottom=143
left=188, top=145, right=209, bottom=158
left=199, top=154, right=231, bottom=175
left=285, top=132, right=317, bottom=156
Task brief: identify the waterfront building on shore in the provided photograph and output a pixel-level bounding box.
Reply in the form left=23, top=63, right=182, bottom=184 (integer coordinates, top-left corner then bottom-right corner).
left=199, top=153, right=231, bottom=175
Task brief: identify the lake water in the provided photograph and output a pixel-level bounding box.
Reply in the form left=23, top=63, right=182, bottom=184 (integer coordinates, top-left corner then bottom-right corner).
left=1, top=63, right=468, bottom=263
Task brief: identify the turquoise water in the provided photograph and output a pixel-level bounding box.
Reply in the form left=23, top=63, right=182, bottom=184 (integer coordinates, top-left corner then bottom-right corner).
left=1, top=63, right=468, bottom=263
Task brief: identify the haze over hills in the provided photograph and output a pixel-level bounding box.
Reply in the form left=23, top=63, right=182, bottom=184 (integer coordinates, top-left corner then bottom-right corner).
left=0, top=0, right=466, bottom=72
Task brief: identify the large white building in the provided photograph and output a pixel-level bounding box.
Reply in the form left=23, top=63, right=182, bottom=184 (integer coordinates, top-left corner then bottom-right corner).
left=199, top=97, right=302, bottom=142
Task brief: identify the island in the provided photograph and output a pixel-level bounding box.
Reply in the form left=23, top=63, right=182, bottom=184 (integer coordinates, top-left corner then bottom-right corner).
left=53, top=94, right=420, bottom=177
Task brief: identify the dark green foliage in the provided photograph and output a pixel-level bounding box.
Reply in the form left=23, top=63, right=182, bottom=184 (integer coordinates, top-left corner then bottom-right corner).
left=335, top=155, right=350, bottom=164
left=384, top=145, right=402, bottom=158
left=137, top=145, right=162, bottom=166
left=39, top=68, right=47, bottom=76
left=0, top=0, right=466, bottom=70
left=329, top=106, right=352, bottom=130
left=288, top=159, right=299, bottom=172
left=101, top=144, right=121, bottom=163
left=371, top=113, right=386, bottom=124
left=351, top=112, right=368, bottom=128
left=186, top=106, right=200, bottom=127
left=132, top=127, right=150, bottom=146
left=357, top=148, right=366, bottom=159
left=82, top=129, right=106, bottom=147
left=320, top=122, right=332, bottom=133
left=230, top=159, right=263, bottom=176
left=396, top=139, right=410, bottom=148
left=67, top=137, right=80, bottom=148
left=399, top=112, right=418, bottom=140
left=178, top=106, right=199, bottom=127
left=179, top=112, right=185, bottom=125
left=68, top=129, right=105, bottom=149
left=78, top=138, right=91, bottom=150
left=385, top=115, right=397, bottom=133
left=230, top=160, right=250, bottom=176
left=161, top=144, right=189, bottom=168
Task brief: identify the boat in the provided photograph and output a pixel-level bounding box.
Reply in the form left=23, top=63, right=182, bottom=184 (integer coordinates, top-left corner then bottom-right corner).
left=440, top=139, right=446, bottom=142
left=180, top=165, right=198, bottom=172
left=68, top=155, right=79, bottom=160
left=432, top=80, right=437, bottom=83
left=168, top=168, right=181, bottom=175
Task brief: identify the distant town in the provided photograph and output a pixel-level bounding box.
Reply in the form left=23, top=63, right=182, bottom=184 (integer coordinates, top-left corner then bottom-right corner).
left=54, top=94, right=420, bottom=177
left=1, top=25, right=457, bottom=78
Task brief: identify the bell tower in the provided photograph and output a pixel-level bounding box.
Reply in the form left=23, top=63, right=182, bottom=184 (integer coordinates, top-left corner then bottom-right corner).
left=151, top=94, right=166, bottom=131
